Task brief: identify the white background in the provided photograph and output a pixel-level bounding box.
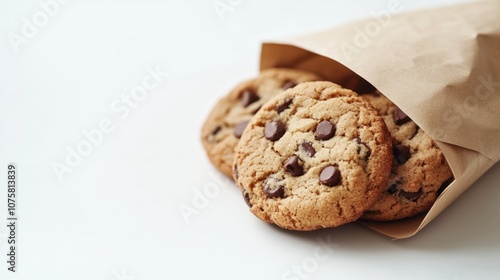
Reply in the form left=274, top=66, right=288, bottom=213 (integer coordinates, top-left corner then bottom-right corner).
left=1, top=0, right=500, bottom=279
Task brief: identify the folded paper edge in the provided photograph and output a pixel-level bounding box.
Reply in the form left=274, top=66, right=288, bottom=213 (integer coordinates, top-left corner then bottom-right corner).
left=260, top=40, right=498, bottom=162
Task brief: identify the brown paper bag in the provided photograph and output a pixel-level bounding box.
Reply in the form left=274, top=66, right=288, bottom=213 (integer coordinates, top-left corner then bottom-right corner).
left=260, top=1, right=500, bottom=239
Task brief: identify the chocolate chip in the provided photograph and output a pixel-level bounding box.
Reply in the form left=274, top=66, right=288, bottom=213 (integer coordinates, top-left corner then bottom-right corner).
left=207, top=126, right=222, bottom=143
left=399, top=189, right=422, bottom=201
left=319, top=165, right=341, bottom=186
left=241, top=89, right=259, bottom=107
left=355, top=137, right=371, bottom=161
left=275, top=99, right=293, bottom=113
left=387, top=184, right=398, bottom=194
left=387, top=178, right=403, bottom=194
left=315, top=120, right=336, bottom=140
left=282, top=80, right=297, bottom=90
left=234, top=120, right=249, bottom=138
left=393, top=107, right=411, bottom=125
left=436, top=177, right=454, bottom=197
left=211, top=126, right=221, bottom=136
left=242, top=190, right=252, bottom=207
left=300, top=141, right=315, bottom=157
left=265, top=120, right=286, bottom=141
left=283, top=155, right=304, bottom=176
left=393, top=144, right=411, bottom=164
left=233, top=165, right=239, bottom=180
left=263, top=179, right=285, bottom=198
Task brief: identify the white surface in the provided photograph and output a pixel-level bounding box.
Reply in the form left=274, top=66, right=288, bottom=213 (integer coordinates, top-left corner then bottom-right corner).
left=1, top=0, right=499, bottom=279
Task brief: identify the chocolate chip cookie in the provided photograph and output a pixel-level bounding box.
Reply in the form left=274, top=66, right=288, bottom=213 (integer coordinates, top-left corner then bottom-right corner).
left=361, top=91, right=454, bottom=221
left=233, top=81, right=393, bottom=231
left=201, top=68, right=321, bottom=178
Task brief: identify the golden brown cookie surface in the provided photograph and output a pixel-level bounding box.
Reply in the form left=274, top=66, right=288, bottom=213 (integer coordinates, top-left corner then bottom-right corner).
left=362, top=91, right=454, bottom=221
left=234, top=82, right=392, bottom=231
left=201, top=68, right=322, bottom=178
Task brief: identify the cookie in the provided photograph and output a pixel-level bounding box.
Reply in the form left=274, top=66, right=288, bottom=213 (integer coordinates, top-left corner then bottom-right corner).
left=361, top=91, right=454, bottom=221
left=201, top=68, right=321, bottom=178
left=233, top=81, right=393, bottom=231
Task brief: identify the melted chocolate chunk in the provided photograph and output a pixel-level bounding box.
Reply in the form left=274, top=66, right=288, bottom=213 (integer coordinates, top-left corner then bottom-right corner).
left=356, top=137, right=371, bottom=161
left=241, top=89, right=259, bottom=107
left=387, top=184, right=398, bottom=194
left=242, top=190, right=252, bottom=207
left=315, top=120, right=336, bottom=140
left=319, top=165, right=341, bottom=187
left=282, top=80, right=297, bottom=90
left=211, top=126, right=221, bottom=136
left=399, top=189, right=422, bottom=201
left=263, top=178, right=285, bottom=198
left=388, top=178, right=403, bottom=194
left=300, top=141, right=316, bottom=157
left=393, top=107, right=411, bottom=125
left=275, top=99, right=293, bottom=113
left=265, top=120, right=286, bottom=141
left=283, top=155, right=304, bottom=176
left=233, top=165, right=239, bottom=180
left=234, top=120, right=250, bottom=138
left=393, top=144, right=411, bottom=164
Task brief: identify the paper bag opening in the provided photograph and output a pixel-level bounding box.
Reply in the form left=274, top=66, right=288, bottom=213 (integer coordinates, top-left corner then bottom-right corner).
left=260, top=1, right=500, bottom=238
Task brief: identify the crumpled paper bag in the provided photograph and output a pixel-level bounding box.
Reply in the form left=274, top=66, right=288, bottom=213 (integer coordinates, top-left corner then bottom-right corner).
left=259, top=1, right=500, bottom=238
